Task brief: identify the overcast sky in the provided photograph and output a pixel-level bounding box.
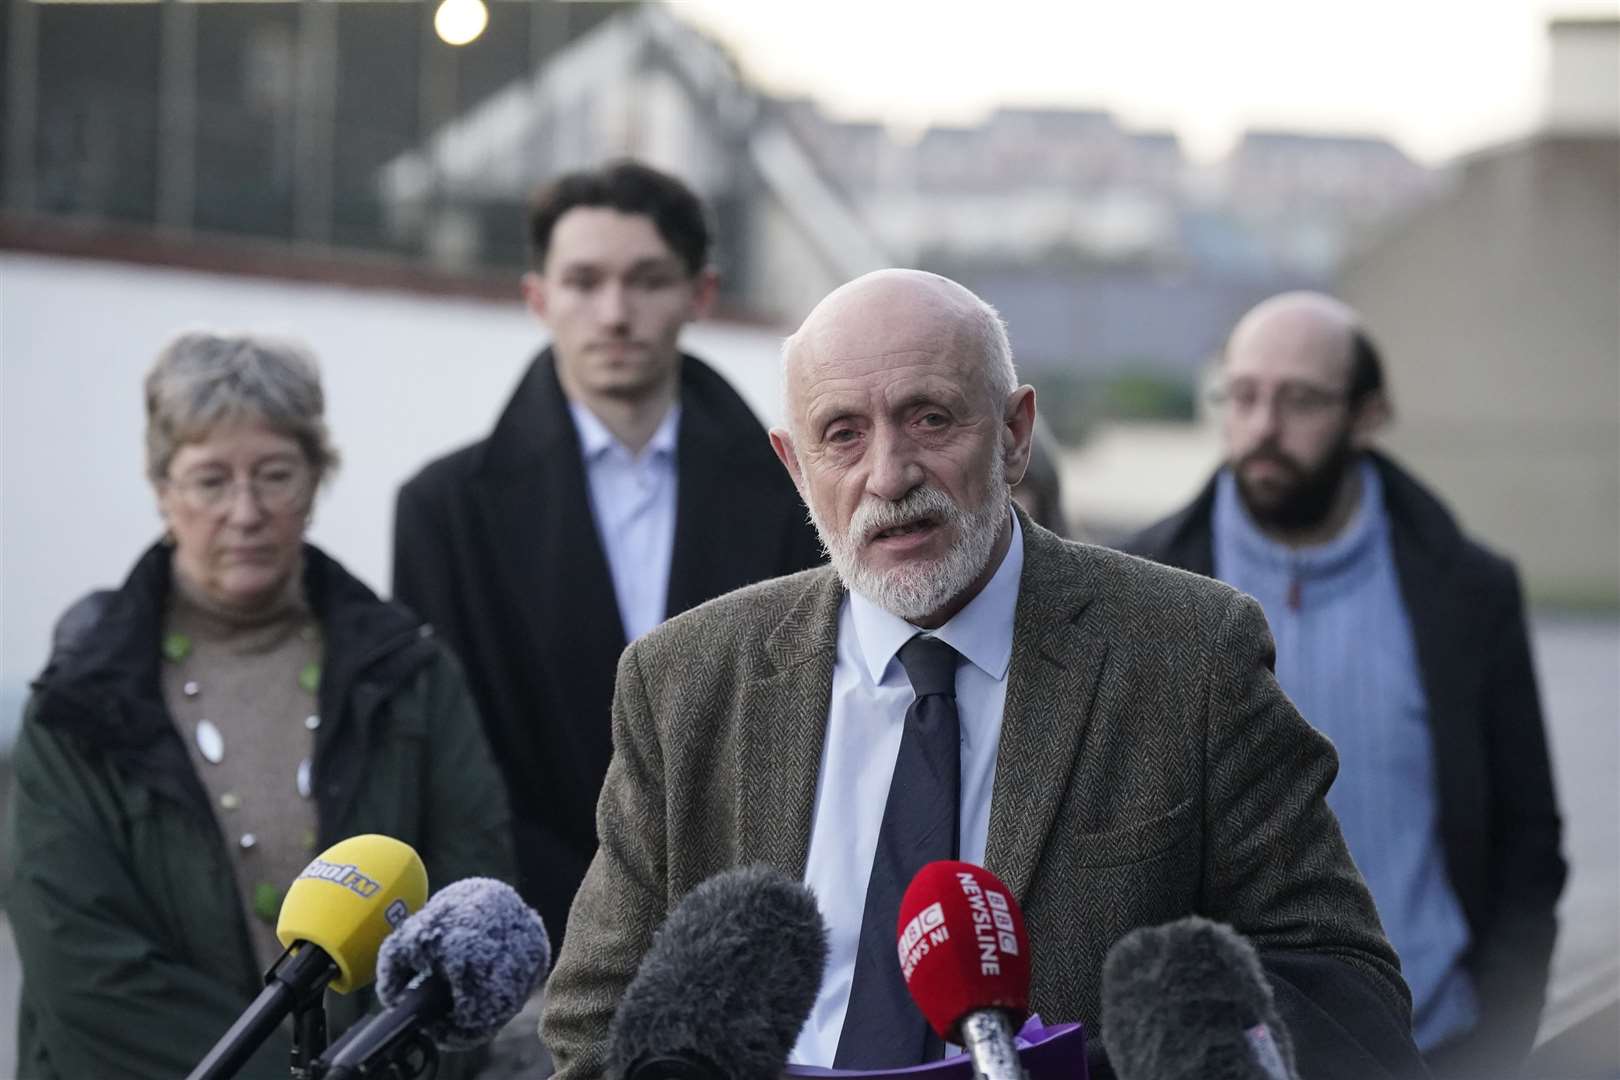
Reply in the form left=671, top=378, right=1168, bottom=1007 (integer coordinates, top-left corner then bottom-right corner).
left=671, top=0, right=1616, bottom=163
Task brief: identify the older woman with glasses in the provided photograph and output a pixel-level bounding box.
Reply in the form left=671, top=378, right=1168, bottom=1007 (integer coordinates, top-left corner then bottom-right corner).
left=3, top=331, right=515, bottom=1080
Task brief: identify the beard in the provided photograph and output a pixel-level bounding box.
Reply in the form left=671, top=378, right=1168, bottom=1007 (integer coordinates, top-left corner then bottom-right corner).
left=1234, top=431, right=1356, bottom=532
left=805, top=454, right=1010, bottom=623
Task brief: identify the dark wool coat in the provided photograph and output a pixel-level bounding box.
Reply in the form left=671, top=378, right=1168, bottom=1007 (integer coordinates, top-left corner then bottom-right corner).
left=1124, top=450, right=1567, bottom=1071
left=543, top=510, right=1428, bottom=1080
left=3, top=544, right=514, bottom=1080
left=392, top=349, right=823, bottom=947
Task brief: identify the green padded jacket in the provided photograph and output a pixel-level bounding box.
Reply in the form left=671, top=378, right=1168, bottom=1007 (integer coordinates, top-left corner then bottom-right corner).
left=3, top=542, right=516, bottom=1080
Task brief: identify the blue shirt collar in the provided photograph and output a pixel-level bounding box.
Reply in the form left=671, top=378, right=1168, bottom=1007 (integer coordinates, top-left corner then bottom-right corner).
left=1215, top=456, right=1386, bottom=581
left=569, top=401, right=681, bottom=464
left=848, top=509, right=1023, bottom=686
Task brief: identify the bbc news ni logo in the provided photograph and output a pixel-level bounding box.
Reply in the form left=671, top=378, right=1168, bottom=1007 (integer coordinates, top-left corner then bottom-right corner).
left=898, top=902, right=948, bottom=981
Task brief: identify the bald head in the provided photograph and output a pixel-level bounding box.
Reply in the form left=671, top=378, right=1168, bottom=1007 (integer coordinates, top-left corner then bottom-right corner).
left=1226, top=291, right=1383, bottom=405
left=782, top=270, right=1014, bottom=432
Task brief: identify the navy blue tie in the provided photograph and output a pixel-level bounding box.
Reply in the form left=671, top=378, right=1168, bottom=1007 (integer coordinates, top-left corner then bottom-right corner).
left=834, top=635, right=962, bottom=1068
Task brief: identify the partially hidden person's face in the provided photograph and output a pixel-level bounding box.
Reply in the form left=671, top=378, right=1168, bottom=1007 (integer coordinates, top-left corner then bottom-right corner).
left=157, top=418, right=313, bottom=612
left=771, top=292, right=1034, bottom=625
left=523, top=207, right=716, bottom=405
left=1219, top=324, right=1358, bottom=530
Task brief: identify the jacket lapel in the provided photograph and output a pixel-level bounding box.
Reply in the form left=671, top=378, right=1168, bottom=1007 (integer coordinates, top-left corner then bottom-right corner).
left=472, top=353, right=627, bottom=673
left=727, top=515, right=1112, bottom=897
left=984, top=518, right=1110, bottom=902
left=665, top=385, right=742, bottom=619
left=1377, top=453, right=1475, bottom=864
left=735, top=568, right=844, bottom=877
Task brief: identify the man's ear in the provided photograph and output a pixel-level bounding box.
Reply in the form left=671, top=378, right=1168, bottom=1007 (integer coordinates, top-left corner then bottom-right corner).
left=520, top=271, right=549, bottom=322
left=1001, top=386, right=1038, bottom=486
left=690, top=268, right=720, bottom=321
left=769, top=427, right=804, bottom=491
left=1350, top=389, right=1391, bottom=450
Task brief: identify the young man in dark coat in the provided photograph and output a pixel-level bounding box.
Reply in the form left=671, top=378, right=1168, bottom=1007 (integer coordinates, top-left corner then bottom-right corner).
left=392, top=161, right=822, bottom=944
left=1124, top=291, right=1567, bottom=1079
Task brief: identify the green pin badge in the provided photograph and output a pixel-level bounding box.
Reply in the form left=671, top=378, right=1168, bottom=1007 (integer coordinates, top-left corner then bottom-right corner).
left=252, top=882, right=283, bottom=924
left=162, top=633, right=192, bottom=662
left=299, top=662, right=321, bottom=694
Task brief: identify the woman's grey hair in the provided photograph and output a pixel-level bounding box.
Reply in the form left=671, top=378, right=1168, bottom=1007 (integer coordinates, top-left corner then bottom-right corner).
left=144, top=330, right=340, bottom=484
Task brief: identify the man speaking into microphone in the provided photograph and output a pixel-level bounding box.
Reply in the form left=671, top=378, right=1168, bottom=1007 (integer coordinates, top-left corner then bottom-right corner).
left=544, top=270, right=1426, bottom=1078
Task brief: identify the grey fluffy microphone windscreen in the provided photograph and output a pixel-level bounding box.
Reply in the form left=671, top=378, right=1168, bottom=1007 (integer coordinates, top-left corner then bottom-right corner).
left=1101, top=915, right=1299, bottom=1080
left=606, top=864, right=829, bottom=1080
left=319, top=876, right=551, bottom=1078
left=373, top=876, right=550, bottom=1046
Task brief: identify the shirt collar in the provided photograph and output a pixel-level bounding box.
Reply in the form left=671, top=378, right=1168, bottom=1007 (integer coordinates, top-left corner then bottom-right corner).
left=569, top=401, right=682, bottom=464
left=848, top=509, right=1023, bottom=686
left=1215, top=456, right=1385, bottom=579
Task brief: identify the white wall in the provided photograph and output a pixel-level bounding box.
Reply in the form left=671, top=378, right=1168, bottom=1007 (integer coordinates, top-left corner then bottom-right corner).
left=1545, top=20, right=1620, bottom=135
left=1338, top=137, right=1620, bottom=606
left=0, top=252, right=790, bottom=748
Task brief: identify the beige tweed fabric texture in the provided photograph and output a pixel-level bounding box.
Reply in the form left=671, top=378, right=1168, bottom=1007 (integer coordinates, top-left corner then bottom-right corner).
left=541, top=511, right=1409, bottom=1079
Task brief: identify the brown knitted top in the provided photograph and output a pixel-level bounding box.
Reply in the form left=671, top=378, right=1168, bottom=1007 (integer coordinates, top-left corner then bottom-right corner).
left=160, top=560, right=321, bottom=970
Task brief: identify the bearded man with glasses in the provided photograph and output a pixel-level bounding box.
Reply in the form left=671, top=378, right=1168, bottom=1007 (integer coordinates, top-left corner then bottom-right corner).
left=1126, top=291, right=1567, bottom=1080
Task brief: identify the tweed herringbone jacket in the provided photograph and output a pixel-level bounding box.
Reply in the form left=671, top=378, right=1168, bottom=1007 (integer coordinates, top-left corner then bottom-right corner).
left=542, top=514, right=1420, bottom=1079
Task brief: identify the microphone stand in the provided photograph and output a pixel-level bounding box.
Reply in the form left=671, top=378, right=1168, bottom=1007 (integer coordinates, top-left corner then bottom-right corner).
left=290, top=995, right=330, bottom=1080
left=959, top=1011, right=1029, bottom=1080
left=314, top=1037, right=437, bottom=1080
left=311, top=975, right=445, bottom=1080
left=189, top=944, right=337, bottom=1080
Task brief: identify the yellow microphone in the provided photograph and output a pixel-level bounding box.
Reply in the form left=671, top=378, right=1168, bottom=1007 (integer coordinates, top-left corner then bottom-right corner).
left=277, top=833, right=429, bottom=993
left=187, top=835, right=428, bottom=1080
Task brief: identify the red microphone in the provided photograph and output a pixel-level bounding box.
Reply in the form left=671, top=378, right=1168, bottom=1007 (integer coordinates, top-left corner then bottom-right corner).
left=897, top=861, right=1031, bottom=1080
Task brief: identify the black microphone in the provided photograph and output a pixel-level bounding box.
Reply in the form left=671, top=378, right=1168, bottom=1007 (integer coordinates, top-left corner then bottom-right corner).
left=1100, top=916, right=1299, bottom=1080
left=605, top=864, right=829, bottom=1080
left=317, top=877, right=551, bottom=1079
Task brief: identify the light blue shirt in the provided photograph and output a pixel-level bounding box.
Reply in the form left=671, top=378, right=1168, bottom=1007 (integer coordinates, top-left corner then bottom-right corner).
left=791, top=512, right=1024, bottom=1067
left=1212, top=460, right=1479, bottom=1050
left=569, top=402, right=680, bottom=644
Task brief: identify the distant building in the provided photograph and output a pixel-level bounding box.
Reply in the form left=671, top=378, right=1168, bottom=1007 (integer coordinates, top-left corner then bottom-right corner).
left=378, top=4, right=889, bottom=323
left=785, top=104, right=1187, bottom=265
left=0, top=0, right=624, bottom=249
left=774, top=100, right=1379, bottom=385
left=1338, top=19, right=1620, bottom=606
left=780, top=95, right=1435, bottom=277
left=778, top=99, right=903, bottom=196
left=774, top=101, right=1434, bottom=375
left=7, top=0, right=1449, bottom=392
left=1221, top=130, right=1436, bottom=275
left=929, top=259, right=1302, bottom=378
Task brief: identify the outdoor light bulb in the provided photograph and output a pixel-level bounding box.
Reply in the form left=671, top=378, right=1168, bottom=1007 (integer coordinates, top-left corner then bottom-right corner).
left=434, top=0, right=488, bottom=47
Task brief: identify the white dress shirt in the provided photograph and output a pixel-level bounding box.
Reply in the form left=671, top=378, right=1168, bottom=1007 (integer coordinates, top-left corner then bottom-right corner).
left=790, top=512, right=1025, bottom=1067
left=569, top=401, right=680, bottom=643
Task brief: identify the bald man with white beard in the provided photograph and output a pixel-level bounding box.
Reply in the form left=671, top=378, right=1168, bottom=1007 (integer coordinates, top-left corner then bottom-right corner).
left=543, top=272, right=1427, bottom=1080
left=1128, top=292, right=1566, bottom=1079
